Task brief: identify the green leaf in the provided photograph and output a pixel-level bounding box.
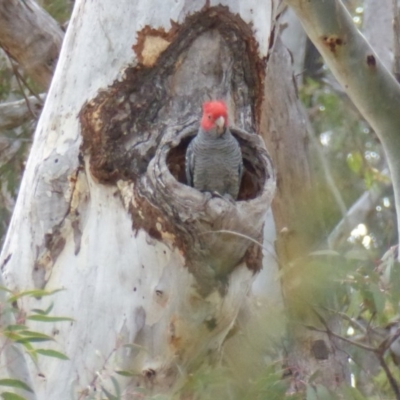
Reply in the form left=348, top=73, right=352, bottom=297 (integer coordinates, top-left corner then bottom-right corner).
left=20, top=342, right=38, bottom=363
left=110, top=376, right=121, bottom=398
left=371, top=287, right=386, bottom=316
left=19, top=331, right=54, bottom=339
left=8, top=289, right=64, bottom=303
left=101, top=387, right=118, bottom=400
left=15, top=338, right=50, bottom=344
left=114, top=370, right=137, bottom=377
left=35, top=349, right=69, bottom=360
left=340, top=385, right=367, bottom=400
left=0, top=379, right=33, bottom=393
left=1, top=392, right=28, bottom=400
left=27, top=315, right=73, bottom=323
left=306, top=385, right=318, bottom=400
left=347, top=151, right=363, bottom=174
left=4, top=325, right=27, bottom=332
left=31, top=303, right=54, bottom=316
left=15, top=331, right=54, bottom=343
left=0, top=286, right=13, bottom=294
left=315, top=384, right=334, bottom=400
left=3, top=332, right=25, bottom=342
left=364, top=168, right=374, bottom=189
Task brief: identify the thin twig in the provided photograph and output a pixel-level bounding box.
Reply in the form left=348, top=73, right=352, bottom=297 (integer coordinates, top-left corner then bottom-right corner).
left=5, top=54, right=37, bottom=119
left=199, top=229, right=281, bottom=266
left=13, top=69, right=42, bottom=103
left=322, top=307, right=369, bottom=334
left=378, top=327, right=400, bottom=354
left=3, top=49, right=43, bottom=102
left=378, top=352, right=400, bottom=400
left=307, top=308, right=400, bottom=400
left=305, top=323, right=377, bottom=352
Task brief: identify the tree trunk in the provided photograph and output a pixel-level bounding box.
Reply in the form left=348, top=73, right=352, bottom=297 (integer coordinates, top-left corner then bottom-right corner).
left=0, top=0, right=64, bottom=89
left=0, top=1, right=278, bottom=398
left=262, top=36, right=350, bottom=392
left=286, top=0, right=400, bottom=258
left=363, top=0, right=394, bottom=72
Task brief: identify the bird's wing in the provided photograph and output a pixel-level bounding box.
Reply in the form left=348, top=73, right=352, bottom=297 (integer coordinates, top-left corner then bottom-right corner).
left=185, top=139, right=195, bottom=187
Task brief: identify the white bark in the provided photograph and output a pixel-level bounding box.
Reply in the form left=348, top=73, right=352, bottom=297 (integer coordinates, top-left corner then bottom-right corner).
left=0, top=0, right=278, bottom=398
left=280, top=7, right=307, bottom=80
left=286, top=0, right=400, bottom=262
left=363, top=0, right=394, bottom=71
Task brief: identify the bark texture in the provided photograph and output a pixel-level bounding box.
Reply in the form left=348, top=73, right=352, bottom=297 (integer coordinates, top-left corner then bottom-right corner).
left=286, top=0, right=400, bottom=259
left=261, top=37, right=349, bottom=391
left=0, top=1, right=277, bottom=398
left=280, top=7, right=307, bottom=80
left=80, top=9, right=276, bottom=294
left=0, top=0, right=64, bottom=89
left=262, top=36, right=313, bottom=263
left=363, top=0, right=394, bottom=71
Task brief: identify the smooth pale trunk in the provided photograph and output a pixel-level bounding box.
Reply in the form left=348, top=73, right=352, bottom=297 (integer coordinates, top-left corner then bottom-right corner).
left=0, top=0, right=279, bottom=398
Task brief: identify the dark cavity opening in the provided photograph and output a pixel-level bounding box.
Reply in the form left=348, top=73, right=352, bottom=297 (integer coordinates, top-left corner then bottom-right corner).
left=166, top=129, right=267, bottom=201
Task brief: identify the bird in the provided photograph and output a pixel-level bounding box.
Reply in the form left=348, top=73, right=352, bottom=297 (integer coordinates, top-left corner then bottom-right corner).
left=185, top=101, right=243, bottom=201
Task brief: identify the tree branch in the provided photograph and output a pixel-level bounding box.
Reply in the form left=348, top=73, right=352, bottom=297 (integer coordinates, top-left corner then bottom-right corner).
left=286, top=0, right=400, bottom=260
left=363, top=0, right=394, bottom=72
left=0, top=0, right=64, bottom=89
left=327, top=182, right=388, bottom=249
left=0, top=95, right=45, bottom=130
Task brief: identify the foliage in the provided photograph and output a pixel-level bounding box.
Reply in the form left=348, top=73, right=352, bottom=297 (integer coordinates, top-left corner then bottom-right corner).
left=0, top=287, right=70, bottom=399
left=42, top=0, right=73, bottom=25
left=300, top=76, right=395, bottom=249
left=0, top=0, right=71, bottom=247
left=0, top=0, right=399, bottom=399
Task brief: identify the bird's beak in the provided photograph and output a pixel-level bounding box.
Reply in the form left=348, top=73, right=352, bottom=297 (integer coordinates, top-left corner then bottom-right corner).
left=215, top=116, right=225, bottom=133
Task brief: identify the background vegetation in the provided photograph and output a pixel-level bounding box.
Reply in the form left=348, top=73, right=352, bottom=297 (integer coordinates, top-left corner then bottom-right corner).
left=1, top=1, right=399, bottom=399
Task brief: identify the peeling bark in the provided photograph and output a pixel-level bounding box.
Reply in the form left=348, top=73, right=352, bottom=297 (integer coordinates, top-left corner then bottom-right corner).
left=0, top=1, right=278, bottom=398
left=80, top=9, right=275, bottom=294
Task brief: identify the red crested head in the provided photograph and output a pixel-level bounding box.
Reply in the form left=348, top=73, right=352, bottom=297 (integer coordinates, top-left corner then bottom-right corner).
left=201, top=100, right=228, bottom=132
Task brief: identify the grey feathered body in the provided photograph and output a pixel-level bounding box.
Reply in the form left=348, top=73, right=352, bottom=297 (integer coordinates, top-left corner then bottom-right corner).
left=186, top=127, right=243, bottom=200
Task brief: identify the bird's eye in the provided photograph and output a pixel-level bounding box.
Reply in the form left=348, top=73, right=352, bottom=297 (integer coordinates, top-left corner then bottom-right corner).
left=208, top=115, right=212, bottom=120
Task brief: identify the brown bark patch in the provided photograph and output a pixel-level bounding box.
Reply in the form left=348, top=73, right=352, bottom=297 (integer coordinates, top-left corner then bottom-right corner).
left=128, top=187, right=182, bottom=249
left=243, top=240, right=263, bottom=273
left=80, top=6, right=266, bottom=185
left=366, top=54, right=376, bottom=67
left=321, top=35, right=344, bottom=54
left=133, top=25, right=179, bottom=67
left=169, top=316, right=183, bottom=350
left=79, top=7, right=275, bottom=293
left=33, top=231, right=66, bottom=289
